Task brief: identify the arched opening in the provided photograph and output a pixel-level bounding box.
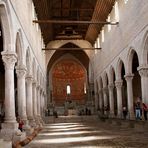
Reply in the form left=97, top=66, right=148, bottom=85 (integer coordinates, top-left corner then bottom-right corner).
left=26, top=49, right=31, bottom=75
left=47, top=43, right=90, bottom=115
left=112, top=68, right=117, bottom=116
left=132, top=52, right=141, bottom=103
left=121, top=62, right=127, bottom=109
left=0, top=22, right=5, bottom=123
left=52, top=59, right=87, bottom=106
left=95, top=80, right=99, bottom=110
left=143, top=34, right=148, bottom=65
left=66, top=85, right=71, bottom=95
left=104, top=73, right=110, bottom=111
left=14, top=68, right=18, bottom=117
left=100, top=77, right=104, bottom=113
left=14, top=33, right=23, bottom=118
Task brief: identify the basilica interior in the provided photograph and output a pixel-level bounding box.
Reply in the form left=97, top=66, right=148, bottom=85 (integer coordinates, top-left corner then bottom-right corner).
left=0, top=0, right=148, bottom=147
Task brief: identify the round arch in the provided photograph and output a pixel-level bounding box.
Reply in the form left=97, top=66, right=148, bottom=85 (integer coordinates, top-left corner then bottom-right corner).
left=108, top=66, right=116, bottom=84
left=15, top=30, right=24, bottom=65
left=116, top=58, right=125, bottom=80
left=32, top=58, right=37, bottom=79
left=141, top=31, right=148, bottom=65
left=46, top=40, right=92, bottom=68
left=37, top=67, right=40, bottom=84
left=51, top=58, right=87, bottom=106
left=127, top=48, right=140, bottom=74
left=0, top=1, right=13, bottom=52
left=102, top=71, right=108, bottom=87
left=26, top=48, right=32, bottom=75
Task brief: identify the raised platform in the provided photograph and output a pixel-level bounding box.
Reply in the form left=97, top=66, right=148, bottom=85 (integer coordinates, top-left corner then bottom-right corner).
left=43, top=115, right=98, bottom=124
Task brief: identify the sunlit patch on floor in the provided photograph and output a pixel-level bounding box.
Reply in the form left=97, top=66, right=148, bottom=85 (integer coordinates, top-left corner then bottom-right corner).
left=48, top=124, right=85, bottom=129
left=32, top=135, right=116, bottom=144
left=38, top=130, right=102, bottom=136
left=48, top=126, right=93, bottom=132
left=47, top=122, right=82, bottom=126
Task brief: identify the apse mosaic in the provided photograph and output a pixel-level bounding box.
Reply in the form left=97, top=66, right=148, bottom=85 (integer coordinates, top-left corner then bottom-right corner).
left=52, top=59, right=86, bottom=105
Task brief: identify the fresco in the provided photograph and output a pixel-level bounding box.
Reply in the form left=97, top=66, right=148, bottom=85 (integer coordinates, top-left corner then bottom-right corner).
left=52, top=59, right=86, bottom=105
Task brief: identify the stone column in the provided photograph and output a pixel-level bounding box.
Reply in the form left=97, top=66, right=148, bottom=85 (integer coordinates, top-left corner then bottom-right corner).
left=36, top=84, right=42, bottom=126
left=1, top=51, right=19, bottom=140
left=98, top=89, right=103, bottom=110
left=125, top=74, right=135, bottom=119
left=103, top=87, right=108, bottom=108
left=40, top=90, right=43, bottom=117
left=41, top=91, right=45, bottom=117
left=94, top=92, right=99, bottom=111
left=115, top=80, right=123, bottom=118
left=32, top=80, right=38, bottom=121
left=39, top=88, right=44, bottom=125
left=26, top=75, right=34, bottom=126
left=37, top=87, right=41, bottom=117
left=138, top=65, right=148, bottom=104
left=108, top=83, right=114, bottom=117
left=15, top=65, right=28, bottom=121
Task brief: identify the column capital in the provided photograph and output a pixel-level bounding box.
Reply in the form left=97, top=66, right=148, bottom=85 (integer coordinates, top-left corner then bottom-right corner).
left=1, top=51, right=17, bottom=70
left=124, top=73, right=134, bottom=81
left=32, top=79, right=37, bottom=86
left=98, top=89, right=102, bottom=93
left=37, top=83, right=40, bottom=89
left=103, top=87, right=108, bottom=93
left=108, top=83, right=114, bottom=90
left=16, top=64, right=27, bottom=78
left=115, top=80, right=123, bottom=88
left=138, top=65, right=148, bottom=77
left=26, top=75, right=33, bottom=83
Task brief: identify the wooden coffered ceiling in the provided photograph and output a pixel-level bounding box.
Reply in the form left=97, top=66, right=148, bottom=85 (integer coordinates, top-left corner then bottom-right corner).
left=33, top=0, right=116, bottom=46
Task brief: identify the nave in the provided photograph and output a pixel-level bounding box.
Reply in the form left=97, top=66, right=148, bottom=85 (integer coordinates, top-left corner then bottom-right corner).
left=25, top=116, right=148, bottom=148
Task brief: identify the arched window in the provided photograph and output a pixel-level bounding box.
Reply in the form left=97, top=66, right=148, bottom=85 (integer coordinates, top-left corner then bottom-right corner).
left=115, top=1, right=119, bottom=22
left=124, top=0, right=129, bottom=4
left=101, top=29, right=105, bottom=42
left=84, top=83, right=87, bottom=94
left=67, top=85, right=71, bottom=95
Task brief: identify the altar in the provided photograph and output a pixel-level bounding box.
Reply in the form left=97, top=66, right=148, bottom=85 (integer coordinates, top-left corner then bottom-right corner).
left=68, top=109, right=77, bottom=115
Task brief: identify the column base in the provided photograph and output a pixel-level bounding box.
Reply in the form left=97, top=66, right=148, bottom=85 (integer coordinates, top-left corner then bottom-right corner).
left=22, top=119, right=34, bottom=135
left=37, top=116, right=43, bottom=127
left=28, top=117, right=37, bottom=128
left=117, top=111, right=122, bottom=119
left=109, top=111, right=115, bottom=118
left=0, top=122, right=26, bottom=141
left=0, top=139, right=12, bottom=148
left=129, top=112, right=135, bottom=120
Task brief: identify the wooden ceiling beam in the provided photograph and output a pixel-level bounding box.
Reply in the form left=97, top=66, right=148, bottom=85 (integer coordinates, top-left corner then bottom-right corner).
left=52, top=8, right=94, bottom=11
left=33, top=20, right=119, bottom=25
left=42, top=47, right=101, bottom=50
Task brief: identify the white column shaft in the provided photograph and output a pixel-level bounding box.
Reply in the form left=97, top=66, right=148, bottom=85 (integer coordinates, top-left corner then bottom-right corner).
left=2, top=52, right=17, bottom=123
left=138, top=66, right=148, bottom=104
left=115, top=80, right=123, bottom=118
left=16, top=69, right=27, bottom=119
left=26, top=77, right=33, bottom=119
left=33, top=82, right=38, bottom=117
left=125, top=74, right=134, bottom=119
left=108, top=84, right=114, bottom=116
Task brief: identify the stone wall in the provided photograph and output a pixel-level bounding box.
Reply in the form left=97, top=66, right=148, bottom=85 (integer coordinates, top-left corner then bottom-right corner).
left=7, top=0, right=46, bottom=75
left=93, top=0, right=148, bottom=81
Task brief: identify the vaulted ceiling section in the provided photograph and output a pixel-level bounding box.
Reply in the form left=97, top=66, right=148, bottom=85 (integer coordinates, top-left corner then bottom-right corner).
left=33, top=0, right=116, bottom=46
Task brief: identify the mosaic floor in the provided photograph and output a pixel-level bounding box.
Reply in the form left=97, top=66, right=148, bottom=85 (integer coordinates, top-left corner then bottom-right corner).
left=25, top=116, right=148, bottom=148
